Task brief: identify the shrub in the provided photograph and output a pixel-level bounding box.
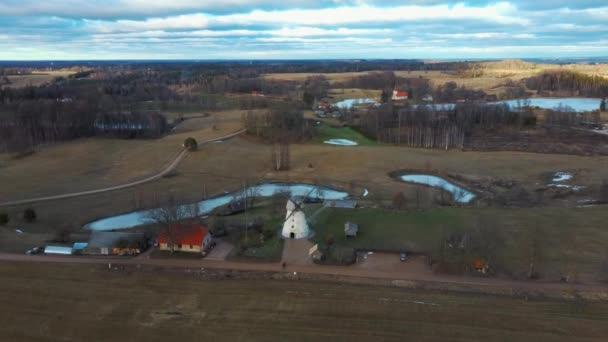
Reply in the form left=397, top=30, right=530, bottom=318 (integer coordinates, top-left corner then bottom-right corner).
left=599, top=180, right=608, bottom=204
left=183, top=137, right=198, bottom=151
left=23, top=208, right=36, bottom=223
left=0, top=213, right=8, bottom=225
left=392, top=191, right=406, bottom=209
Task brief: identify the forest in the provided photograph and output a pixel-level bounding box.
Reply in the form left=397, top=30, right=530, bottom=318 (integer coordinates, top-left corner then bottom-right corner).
left=524, top=70, right=608, bottom=97
left=359, top=102, right=536, bottom=149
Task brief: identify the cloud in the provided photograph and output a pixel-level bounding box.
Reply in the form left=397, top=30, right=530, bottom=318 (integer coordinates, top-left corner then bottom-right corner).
left=0, top=1, right=607, bottom=59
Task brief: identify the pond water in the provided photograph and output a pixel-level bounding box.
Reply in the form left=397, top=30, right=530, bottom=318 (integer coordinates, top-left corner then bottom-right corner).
left=85, top=183, right=350, bottom=231
left=324, top=139, right=358, bottom=146
left=499, top=98, right=602, bottom=112
left=417, top=97, right=602, bottom=112
left=399, top=175, right=476, bottom=204
left=334, top=98, right=378, bottom=109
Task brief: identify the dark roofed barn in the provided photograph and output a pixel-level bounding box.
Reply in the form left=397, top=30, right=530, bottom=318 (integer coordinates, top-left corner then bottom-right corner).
left=83, top=232, right=146, bottom=256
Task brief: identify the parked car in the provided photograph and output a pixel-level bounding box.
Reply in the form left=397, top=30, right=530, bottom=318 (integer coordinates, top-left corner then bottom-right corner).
left=25, top=246, right=43, bottom=255
left=399, top=250, right=408, bottom=262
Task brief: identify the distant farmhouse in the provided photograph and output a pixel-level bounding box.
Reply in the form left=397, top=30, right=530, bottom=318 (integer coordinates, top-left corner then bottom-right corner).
left=158, top=224, right=212, bottom=255
left=392, top=88, right=409, bottom=101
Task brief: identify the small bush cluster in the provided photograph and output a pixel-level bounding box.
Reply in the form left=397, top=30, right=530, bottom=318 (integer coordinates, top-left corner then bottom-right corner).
left=0, top=213, right=8, bottom=225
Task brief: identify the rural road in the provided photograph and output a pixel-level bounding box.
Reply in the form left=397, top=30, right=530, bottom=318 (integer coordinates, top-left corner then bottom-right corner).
left=1, top=251, right=606, bottom=297
left=0, top=129, right=246, bottom=207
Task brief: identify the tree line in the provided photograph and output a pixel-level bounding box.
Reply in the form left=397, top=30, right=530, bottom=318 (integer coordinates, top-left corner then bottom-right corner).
left=359, top=102, right=535, bottom=149
left=525, top=70, right=608, bottom=97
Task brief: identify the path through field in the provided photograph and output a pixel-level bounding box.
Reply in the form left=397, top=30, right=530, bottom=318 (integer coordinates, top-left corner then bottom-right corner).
left=0, top=129, right=245, bottom=207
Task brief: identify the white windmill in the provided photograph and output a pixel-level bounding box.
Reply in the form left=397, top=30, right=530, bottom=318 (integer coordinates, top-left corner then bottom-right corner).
left=281, top=188, right=318, bottom=239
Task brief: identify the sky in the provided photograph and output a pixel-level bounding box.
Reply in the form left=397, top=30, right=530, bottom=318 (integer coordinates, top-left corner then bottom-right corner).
left=0, top=1, right=607, bottom=60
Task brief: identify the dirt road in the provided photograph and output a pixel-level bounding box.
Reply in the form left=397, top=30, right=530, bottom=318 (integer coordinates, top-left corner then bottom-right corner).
left=0, top=129, right=245, bottom=207
left=2, top=251, right=606, bottom=297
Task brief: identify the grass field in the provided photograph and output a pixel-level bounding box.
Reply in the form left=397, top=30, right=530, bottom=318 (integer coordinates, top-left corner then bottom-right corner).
left=0, top=262, right=607, bottom=342
left=312, top=206, right=608, bottom=279
left=5, top=70, right=75, bottom=88
left=2, top=136, right=608, bottom=250
left=0, top=110, right=244, bottom=202
left=327, top=88, right=381, bottom=102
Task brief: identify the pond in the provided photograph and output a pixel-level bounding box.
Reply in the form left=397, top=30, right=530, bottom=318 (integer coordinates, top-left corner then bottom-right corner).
left=324, top=139, right=358, bottom=146
left=399, top=175, right=475, bottom=204
left=334, top=98, right=378, bottom=109
left=499, top=98, right=602, bottom=112
left=84, top=183, right=350, bottom=231
left=418, top=97, right=602, bottom=112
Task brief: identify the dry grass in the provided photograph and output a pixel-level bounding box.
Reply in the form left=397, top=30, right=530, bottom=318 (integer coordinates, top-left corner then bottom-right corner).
left=4, top=70, right=75, bottom=88
left=264, top=62, right=608, bottom=94
left=327, top=88, right=381, bottom=101
left=1, top=262, right=607, bottom=342
left=0, top=110, right=244, bottom=202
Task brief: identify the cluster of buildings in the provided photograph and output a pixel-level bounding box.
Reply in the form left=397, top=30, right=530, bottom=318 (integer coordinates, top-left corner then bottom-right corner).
left=44, top=224, right=214, bottom=257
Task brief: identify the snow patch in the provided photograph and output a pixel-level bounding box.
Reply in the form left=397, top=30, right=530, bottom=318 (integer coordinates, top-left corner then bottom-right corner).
left=552, top=172, right=573, bottom=182
left=324, top=139, right=358, bottom=146
left=400, top=174, right=475, bottom=204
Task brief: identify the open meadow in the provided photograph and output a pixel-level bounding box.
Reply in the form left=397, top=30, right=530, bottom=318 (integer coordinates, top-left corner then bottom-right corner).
left=4, top=70, right=76, bottom=88
left=0, top=110, right=244, bottom=202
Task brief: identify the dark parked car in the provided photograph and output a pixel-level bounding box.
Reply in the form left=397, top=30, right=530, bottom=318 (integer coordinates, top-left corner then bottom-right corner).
left=25, top=246, right=43, bottom=255
left=399, top=250, right=408, bottom=262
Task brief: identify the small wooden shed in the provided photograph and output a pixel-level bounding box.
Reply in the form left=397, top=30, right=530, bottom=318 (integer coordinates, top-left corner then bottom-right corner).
left=344, top=222, right=359, bottom=238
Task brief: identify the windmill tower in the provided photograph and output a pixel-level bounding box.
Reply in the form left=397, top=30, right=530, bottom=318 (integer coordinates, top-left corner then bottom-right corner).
left=281, top=198, right=311, bottom=239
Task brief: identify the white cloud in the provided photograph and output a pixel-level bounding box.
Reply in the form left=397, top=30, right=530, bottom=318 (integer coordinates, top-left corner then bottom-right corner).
left=431, top=32, right=535, bottom=39
left=85, top=2, right=528, bottom=33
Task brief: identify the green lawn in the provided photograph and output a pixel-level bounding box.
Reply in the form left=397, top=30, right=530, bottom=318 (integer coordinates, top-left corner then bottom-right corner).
left=315, top=124, right=378, bottom=146
left=217, top=203, right=285, bottom=262
left=312, top=206, right=608, bottom=278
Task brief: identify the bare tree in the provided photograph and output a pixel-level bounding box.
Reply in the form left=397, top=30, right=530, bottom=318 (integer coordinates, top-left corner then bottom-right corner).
left=272, top=137, right=290, bottom=171
left=146, top=195, right=199, bottom=254
left=392, top=191, right=407, bottom=209
left=525, top=225, right=544, bottom=279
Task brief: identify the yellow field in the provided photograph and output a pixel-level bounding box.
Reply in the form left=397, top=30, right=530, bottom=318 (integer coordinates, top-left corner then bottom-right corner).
left=262, top=71, right=376, bottom=84
left=327, top=88, right=381, bottom=101
left=263, top=61, right=608, bottom=94
left=4, top=70, right=76, bottom=88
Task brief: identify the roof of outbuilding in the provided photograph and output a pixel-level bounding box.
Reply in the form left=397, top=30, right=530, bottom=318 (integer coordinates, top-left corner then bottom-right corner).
left=158, top=224, right=209, bottom=246
left=87, top=232, right=145, bottom=248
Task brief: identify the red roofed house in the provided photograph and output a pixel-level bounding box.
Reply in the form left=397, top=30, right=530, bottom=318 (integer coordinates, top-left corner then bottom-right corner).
left=392, top=88, right=409, bottom=101
left=158, top=224, right=212, bottom=255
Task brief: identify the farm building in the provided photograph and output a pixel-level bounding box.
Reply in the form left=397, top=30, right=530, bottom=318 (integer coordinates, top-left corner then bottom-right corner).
left=344, top=222, right=359, bottom=238
left=308, top=244, right=323, bottom=261
left=83, top=232, right=146, bottom=256
left=158, top=224, right=212, bottom=254
left=44, top=245, right=73, bottom=255
left=324, top=200, right=357, bottom=209
left=392, top=88, right=408, bottom=101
